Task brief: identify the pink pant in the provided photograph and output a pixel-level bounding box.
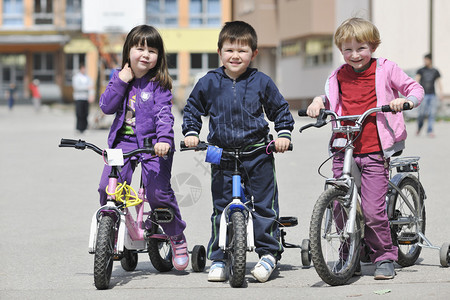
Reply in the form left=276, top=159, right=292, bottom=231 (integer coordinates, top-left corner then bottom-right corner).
left=332, top=152, right=398, bottom=263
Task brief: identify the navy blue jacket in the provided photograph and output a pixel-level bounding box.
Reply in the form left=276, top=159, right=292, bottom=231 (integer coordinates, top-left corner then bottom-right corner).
left=182, top=67, right=294, bottom=148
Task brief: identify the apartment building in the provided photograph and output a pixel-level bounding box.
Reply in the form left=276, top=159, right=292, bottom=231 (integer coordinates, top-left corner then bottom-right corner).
left=234, top=0, right=450, bottom=109
left=0, top=0, right=232, bottom=106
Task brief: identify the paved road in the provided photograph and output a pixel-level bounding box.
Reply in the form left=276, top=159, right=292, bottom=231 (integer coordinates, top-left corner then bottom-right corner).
left=1, top=105, right=449, bottom=299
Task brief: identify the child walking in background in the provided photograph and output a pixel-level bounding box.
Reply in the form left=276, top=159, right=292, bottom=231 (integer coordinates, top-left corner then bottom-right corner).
left=182, top=21, right=294, bottom=283
left=306, top=17, right=424, bottom=280
left=98, top=25, right=189, bottom=271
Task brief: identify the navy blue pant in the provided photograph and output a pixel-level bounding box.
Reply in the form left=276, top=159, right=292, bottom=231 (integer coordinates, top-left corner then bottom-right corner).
left=207, top=151, right=283, bottom=261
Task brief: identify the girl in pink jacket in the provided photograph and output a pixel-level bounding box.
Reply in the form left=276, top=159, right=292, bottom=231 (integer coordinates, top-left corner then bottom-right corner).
left=306, top=17, right=424, bottom=280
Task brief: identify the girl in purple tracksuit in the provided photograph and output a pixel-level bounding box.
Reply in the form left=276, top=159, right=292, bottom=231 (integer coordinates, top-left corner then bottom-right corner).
left=98, top=25, right=188, bottom=271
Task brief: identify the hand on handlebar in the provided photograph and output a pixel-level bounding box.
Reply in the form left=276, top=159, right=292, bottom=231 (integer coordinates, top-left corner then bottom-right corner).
left=154, top=142, right=170, bottom=157
left=389, top=98, right=414, bottom=113
left=183, top=135, right=200, bottom=148
left=274, top=137, right=291, bottom=153
left=306, top=96, right=325, bottom=118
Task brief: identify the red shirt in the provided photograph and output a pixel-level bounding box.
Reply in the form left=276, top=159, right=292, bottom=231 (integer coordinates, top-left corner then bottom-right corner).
left=337, top=58, right=381, bottom=154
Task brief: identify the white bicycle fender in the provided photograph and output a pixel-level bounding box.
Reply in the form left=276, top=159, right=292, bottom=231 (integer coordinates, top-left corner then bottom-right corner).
left=218, top=212, right=227, bottom=250
left=247, top=213, right=255, bottom=251
left=88, top=212, right=99, bottom=253
left=116, top=214, right=126, bottom=254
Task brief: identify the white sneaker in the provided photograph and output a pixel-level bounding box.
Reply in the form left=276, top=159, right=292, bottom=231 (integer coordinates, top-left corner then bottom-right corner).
left=208, top=261, right=227, bottom=282
left=251, top=254, right=276, bottom=283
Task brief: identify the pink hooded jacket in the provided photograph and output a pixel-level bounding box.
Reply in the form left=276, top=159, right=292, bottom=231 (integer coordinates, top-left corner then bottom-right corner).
left=321, top=58, right=424, bottom=158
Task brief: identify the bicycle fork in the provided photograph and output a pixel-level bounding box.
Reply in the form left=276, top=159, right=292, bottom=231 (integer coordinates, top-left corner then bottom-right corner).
left=218, top=173, right=255, bottom=252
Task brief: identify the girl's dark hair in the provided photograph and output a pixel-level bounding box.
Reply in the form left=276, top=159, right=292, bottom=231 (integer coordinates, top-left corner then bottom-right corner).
left=122, top=25, right=172, bottom=90
left=218, top=21, right=258, bottom=51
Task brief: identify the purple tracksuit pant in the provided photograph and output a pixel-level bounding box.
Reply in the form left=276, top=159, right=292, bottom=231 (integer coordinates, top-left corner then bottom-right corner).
left=98, top=135, right=186, bottom=237
left=332, top=152, right=398, bottom=263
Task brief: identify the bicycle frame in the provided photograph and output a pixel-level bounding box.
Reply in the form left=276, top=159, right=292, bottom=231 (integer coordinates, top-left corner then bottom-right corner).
left=218, top=150, right=255, bottom=252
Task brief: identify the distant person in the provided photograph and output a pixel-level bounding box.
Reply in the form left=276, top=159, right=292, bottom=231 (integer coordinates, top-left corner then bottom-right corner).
left=29, top=79, right=41, bottom=112
left=416, top=53, right=443, bottom=137
left=72, top=64, right=94, bottom=133
left=5, top=83, right=16, bottom=110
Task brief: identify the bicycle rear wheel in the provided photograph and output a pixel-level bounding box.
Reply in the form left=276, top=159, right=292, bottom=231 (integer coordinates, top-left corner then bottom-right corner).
left=148, top=227, right=173, bottom=272
left=94, top=215, right=115, bottom=290
left=389, top=178, right=425, bottom=267
left=309, top=187, right=362, bottom=286
left=227, top=211, right=247, bottom=288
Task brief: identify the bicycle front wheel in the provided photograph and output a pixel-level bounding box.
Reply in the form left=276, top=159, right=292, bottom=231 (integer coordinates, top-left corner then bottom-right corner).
left=389, top=178, right=425, bottom=267
left=94, top=215, right=115, bottom=290
left=309, top=187, right=362, bottom=286
left=227, top=211, right=247, bottom=288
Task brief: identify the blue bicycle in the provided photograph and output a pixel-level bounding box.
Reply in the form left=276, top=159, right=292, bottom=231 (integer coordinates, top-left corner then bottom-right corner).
left=181, top=137, right=310, bottom=287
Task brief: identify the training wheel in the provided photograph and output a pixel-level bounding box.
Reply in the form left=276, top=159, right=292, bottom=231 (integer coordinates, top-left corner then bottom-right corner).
left=301, top=239, right=311, bottom=267
left=439, top=242, right=450, bottom=267
left=191, top=245, right=206, bottom=272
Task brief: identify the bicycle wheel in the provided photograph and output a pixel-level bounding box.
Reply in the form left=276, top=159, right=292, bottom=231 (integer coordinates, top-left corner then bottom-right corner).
left=121, top=247, right=138, bottom=271
left=309, top=187, right=362, bottom=286
left=148, top=227, right=173, bottom=272
left=94, top=215, right=115, bottom=290
left=389, top=177, right=425, bottom=267
left=227, top=211, right=247, bottom=288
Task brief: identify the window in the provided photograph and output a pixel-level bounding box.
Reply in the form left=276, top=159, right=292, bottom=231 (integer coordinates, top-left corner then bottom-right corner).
left=3, top=0, right=24, bottom=27
left=65, top=53, right=86, bottom=84
left=189, top=0, right=221, bottom=27
left=146, top=0, right=178, bottom=27
left=66, top=0, right=82, bottom=27
left=34, top=0, right=53, bottom=25
left=33, top=53, right=55, bottom=82
left=304, top=38, right=333, bottom=67
left=167, top=53, right=178, bottom=81
left=190, top=53, right=219, bottom=76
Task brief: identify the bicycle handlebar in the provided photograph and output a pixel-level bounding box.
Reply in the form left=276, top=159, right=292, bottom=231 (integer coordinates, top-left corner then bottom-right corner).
left=179, top=140, right=293, bottom=156
left=298, top=102, right=412, bottom=133
left=59, top=138, right=156, bottom=158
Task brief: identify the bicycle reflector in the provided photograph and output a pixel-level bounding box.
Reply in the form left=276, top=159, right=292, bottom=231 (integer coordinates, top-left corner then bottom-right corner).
left=205, top=145, right=223, bottom=165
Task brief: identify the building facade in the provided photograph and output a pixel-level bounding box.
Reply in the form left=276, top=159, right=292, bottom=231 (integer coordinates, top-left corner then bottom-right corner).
left=234, top=0, right=450, bottom=109
left=0, top=0, right=232, bottom=107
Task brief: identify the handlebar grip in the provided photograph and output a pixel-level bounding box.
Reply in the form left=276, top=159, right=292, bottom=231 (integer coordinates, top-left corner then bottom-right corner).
left=59, top=138, right=78, bottom=146
left=298, top=109, right=308, bottom=117
left=381, top=102, right=412, bottom=113
left=268, top=142, right=293, bottom=152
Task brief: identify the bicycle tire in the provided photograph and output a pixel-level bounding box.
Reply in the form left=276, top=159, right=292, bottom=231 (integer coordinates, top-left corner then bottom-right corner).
left=227, top=211, right=247, bottom=288
left=148, top=227, right=173, bottom=272
left=309, top=187, right=362, bottom=286
left=389, top=177, right=425, bottom=267
left=120, top=247, right=138, bottom=271
left=94, top=215, right=115, bottom=290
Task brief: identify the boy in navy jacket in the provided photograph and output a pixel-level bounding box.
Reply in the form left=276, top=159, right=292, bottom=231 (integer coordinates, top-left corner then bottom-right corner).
left=182, top=21, right=294, bottom=283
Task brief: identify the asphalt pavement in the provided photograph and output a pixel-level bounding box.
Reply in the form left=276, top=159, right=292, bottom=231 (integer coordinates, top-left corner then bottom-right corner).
left=1, top=104, right=449, bottom=299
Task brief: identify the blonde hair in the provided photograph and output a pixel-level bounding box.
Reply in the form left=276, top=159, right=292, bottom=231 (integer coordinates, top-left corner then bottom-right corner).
left=334, top=18, right=381, bottom=51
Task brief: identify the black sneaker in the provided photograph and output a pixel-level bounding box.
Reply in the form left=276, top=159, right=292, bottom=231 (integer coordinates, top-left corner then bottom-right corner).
left=374, top=260, right=396, bottom=280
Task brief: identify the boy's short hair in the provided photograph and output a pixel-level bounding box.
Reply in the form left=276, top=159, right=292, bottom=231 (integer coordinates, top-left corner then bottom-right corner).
left=218, top=21, right=258, bottom=51
left=424, top=53, right=432, bottom=60
left=334, top=17, right=381, bottom=51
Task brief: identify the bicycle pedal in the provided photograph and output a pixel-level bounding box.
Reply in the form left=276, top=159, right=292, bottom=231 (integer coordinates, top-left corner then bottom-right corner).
left=398, top=232, right=419, bottom=244
left=152, top=208, right=174, bottom=223
left=279, top=216, right=298, bottom=227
